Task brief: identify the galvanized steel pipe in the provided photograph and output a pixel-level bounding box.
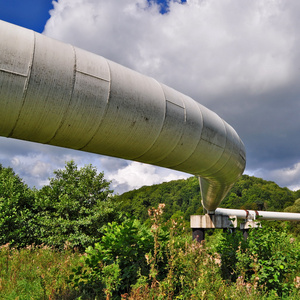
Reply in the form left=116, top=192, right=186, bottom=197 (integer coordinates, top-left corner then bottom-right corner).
left=0, top=21, right=246, bottom=211
left=215, top=208, right=300, bottom=221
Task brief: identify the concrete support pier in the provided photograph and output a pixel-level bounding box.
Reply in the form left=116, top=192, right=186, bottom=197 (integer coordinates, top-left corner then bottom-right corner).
left=191, top=214, right=237, bottom=243
left=191, top=214, right=264, bottom=242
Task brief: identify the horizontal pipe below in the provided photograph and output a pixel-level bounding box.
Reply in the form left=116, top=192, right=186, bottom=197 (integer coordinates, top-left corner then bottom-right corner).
left=215, top=208, right=300, bottom=221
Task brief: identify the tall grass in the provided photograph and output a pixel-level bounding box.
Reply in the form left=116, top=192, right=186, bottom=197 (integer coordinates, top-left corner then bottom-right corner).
left=1, top=214, right=300, bottom=299
left=0, top=243, right=82, bottom=299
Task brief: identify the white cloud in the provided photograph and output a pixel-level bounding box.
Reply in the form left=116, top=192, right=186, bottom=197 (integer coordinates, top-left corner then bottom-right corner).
left=44, top=0, right=295, bottom=99
left=10, top=153, right=54, bottom=188
left=269, top=163, right=300, bottom=191
left=107, top=161, right=189, bottom=194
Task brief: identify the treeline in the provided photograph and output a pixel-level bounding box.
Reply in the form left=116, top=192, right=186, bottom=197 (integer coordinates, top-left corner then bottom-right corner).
left=116, top=176, right=203, bottom=223
left=1, top=161, right=300, bottom=249
left=117, top=174, right=300, bottom=223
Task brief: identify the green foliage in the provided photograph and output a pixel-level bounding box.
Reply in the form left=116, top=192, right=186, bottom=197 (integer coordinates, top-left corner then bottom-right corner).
left=34, top=161, right=118, bottom=249
left=71, top=217, right=154, bottom=297
left=0, top=243, right=81, bottom=299
left=71, top=204, right=212, bottom=299
left=1, top=208, right=300, bottom=299
left=117, top=175, right=299, bottom=225
left=1, top=160, right=300, bottom=298
left=216, top=230, right=247, bottom=281
left=217, top=227, right=300, bottom=297
left=285, top=198, right=300, bottom=213
left=117, top=176, right=202, bottom=223
left=221, top=175, right=296, bottom=211
left=284, top=199, right=300, bottom=235
left=0, top=164, right=35, bottom=248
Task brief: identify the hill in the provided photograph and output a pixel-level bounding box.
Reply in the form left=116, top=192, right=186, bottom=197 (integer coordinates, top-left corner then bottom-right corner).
left=116, top=175, right=300, bottom=223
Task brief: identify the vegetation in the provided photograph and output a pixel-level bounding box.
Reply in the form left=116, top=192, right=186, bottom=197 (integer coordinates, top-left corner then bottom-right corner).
left=0, top=161, right=300, bottom=298
left=0, top=164, right=35, bottom=248
left=0, top=161, right=119, bottom=250
left=117, top=174, right=299, bottom=222
left=0, top=243, right=82, bottom=299
left=1, top=209, right=300, bottom=299
left=221, top=175, right=296, bottom=211
left=116, top=176, right=203, bottom=223
left=34, top=161, right=119, bottom=250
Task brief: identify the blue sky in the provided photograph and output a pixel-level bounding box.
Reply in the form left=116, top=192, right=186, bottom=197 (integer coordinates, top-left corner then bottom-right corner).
left=0, top=0, right=186, bottom=32
left=1, top=0, right=300, bottom=194
left=0, top=0, right=55, bottom=32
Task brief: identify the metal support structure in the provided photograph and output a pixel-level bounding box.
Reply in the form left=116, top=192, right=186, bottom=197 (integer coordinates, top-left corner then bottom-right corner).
left=191, top=207, right=300, bottom=242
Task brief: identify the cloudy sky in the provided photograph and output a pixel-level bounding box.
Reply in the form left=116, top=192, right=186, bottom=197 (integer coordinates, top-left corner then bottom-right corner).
left=0, top=0, right=300, bottom=194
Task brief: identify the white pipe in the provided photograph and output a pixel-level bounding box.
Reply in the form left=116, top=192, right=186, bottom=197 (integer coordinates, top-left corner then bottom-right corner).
left=0, top=20, right=246, bottom=211
left=215, top=208, right=300, bottom=221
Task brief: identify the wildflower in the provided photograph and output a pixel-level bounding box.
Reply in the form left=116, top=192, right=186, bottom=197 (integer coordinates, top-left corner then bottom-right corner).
left=294, top=276, right=300, bottom=288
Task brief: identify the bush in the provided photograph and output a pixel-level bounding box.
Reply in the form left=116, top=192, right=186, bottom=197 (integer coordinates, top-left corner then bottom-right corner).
left=34, top=161, right=118, bottom=249
left=70, top=217, right=154, bottom=298
left=217, top=226, right=300, bottom=297
left=70, top=204, right=225, bottom=299
left=236, top=227, right=300, bottom=297
left=0, top=164, right=36, bottom=247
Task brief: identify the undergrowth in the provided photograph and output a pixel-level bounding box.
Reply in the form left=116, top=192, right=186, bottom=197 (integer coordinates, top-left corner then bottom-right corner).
left=0, top=242, right=82, bottom=299
left=1, top=206, right=299, bottom=299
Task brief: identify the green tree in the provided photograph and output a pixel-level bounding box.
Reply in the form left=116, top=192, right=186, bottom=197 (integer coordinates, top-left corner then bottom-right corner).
left=221, top=175, right=296, bottom=211
left=0, top=164, right=35, bottom=247
left=34, top=161, right=118, bottom=249
left=117, top=176, right=202, bottom=223
left=284, top=199, right=300, bottom=235
left=284, top=198, right=300, bottom=213
left=235, top=227, right=300, bottom=297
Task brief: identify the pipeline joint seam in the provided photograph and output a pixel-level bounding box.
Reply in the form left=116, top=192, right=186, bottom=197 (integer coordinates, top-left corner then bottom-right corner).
left=79, top=57, right=112, bottom=151
left=47, top=45, right=78, bottom=144
left=76, top=69, right=110, bottom=82
left=8, top=30, right=35, bottom=138
left=0, top=68, right=28, bottom=77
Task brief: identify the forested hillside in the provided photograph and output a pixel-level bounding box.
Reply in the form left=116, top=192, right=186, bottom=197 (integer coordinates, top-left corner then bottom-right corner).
left=116, top=176, right=202, bottom=222
left=117, top=174, right=300, bottom=222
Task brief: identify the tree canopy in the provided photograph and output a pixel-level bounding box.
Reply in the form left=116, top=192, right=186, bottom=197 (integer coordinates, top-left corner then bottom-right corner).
left=116, top=176, right=202, bottom=223
left=0, top=164, right=35, bottom=247
left=34, top=161, right=118, bottom=249
left=117, top=174, right=299, bottom=223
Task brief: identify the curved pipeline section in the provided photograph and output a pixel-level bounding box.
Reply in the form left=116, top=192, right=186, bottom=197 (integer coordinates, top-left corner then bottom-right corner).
left=0, top=21, right=246, bottom=211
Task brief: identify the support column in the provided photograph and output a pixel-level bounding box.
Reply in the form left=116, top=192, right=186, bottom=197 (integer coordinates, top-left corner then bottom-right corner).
left=192, top=228, right=205, bottom=243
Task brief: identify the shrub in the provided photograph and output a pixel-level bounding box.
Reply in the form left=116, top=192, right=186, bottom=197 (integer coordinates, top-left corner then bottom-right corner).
left=0, top=164, right=36, bottom=247
left=236, top=227, right=300, bottom=297
left=34, top=161, right=118, bottom=250
left=70, top=217, right=154, bottom=298
left=217, top=225, right=300, bottom=297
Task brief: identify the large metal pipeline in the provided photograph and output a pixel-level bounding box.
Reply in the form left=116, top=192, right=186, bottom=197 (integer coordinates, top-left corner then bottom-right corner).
left=0, top=20, right=246, bottom=212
